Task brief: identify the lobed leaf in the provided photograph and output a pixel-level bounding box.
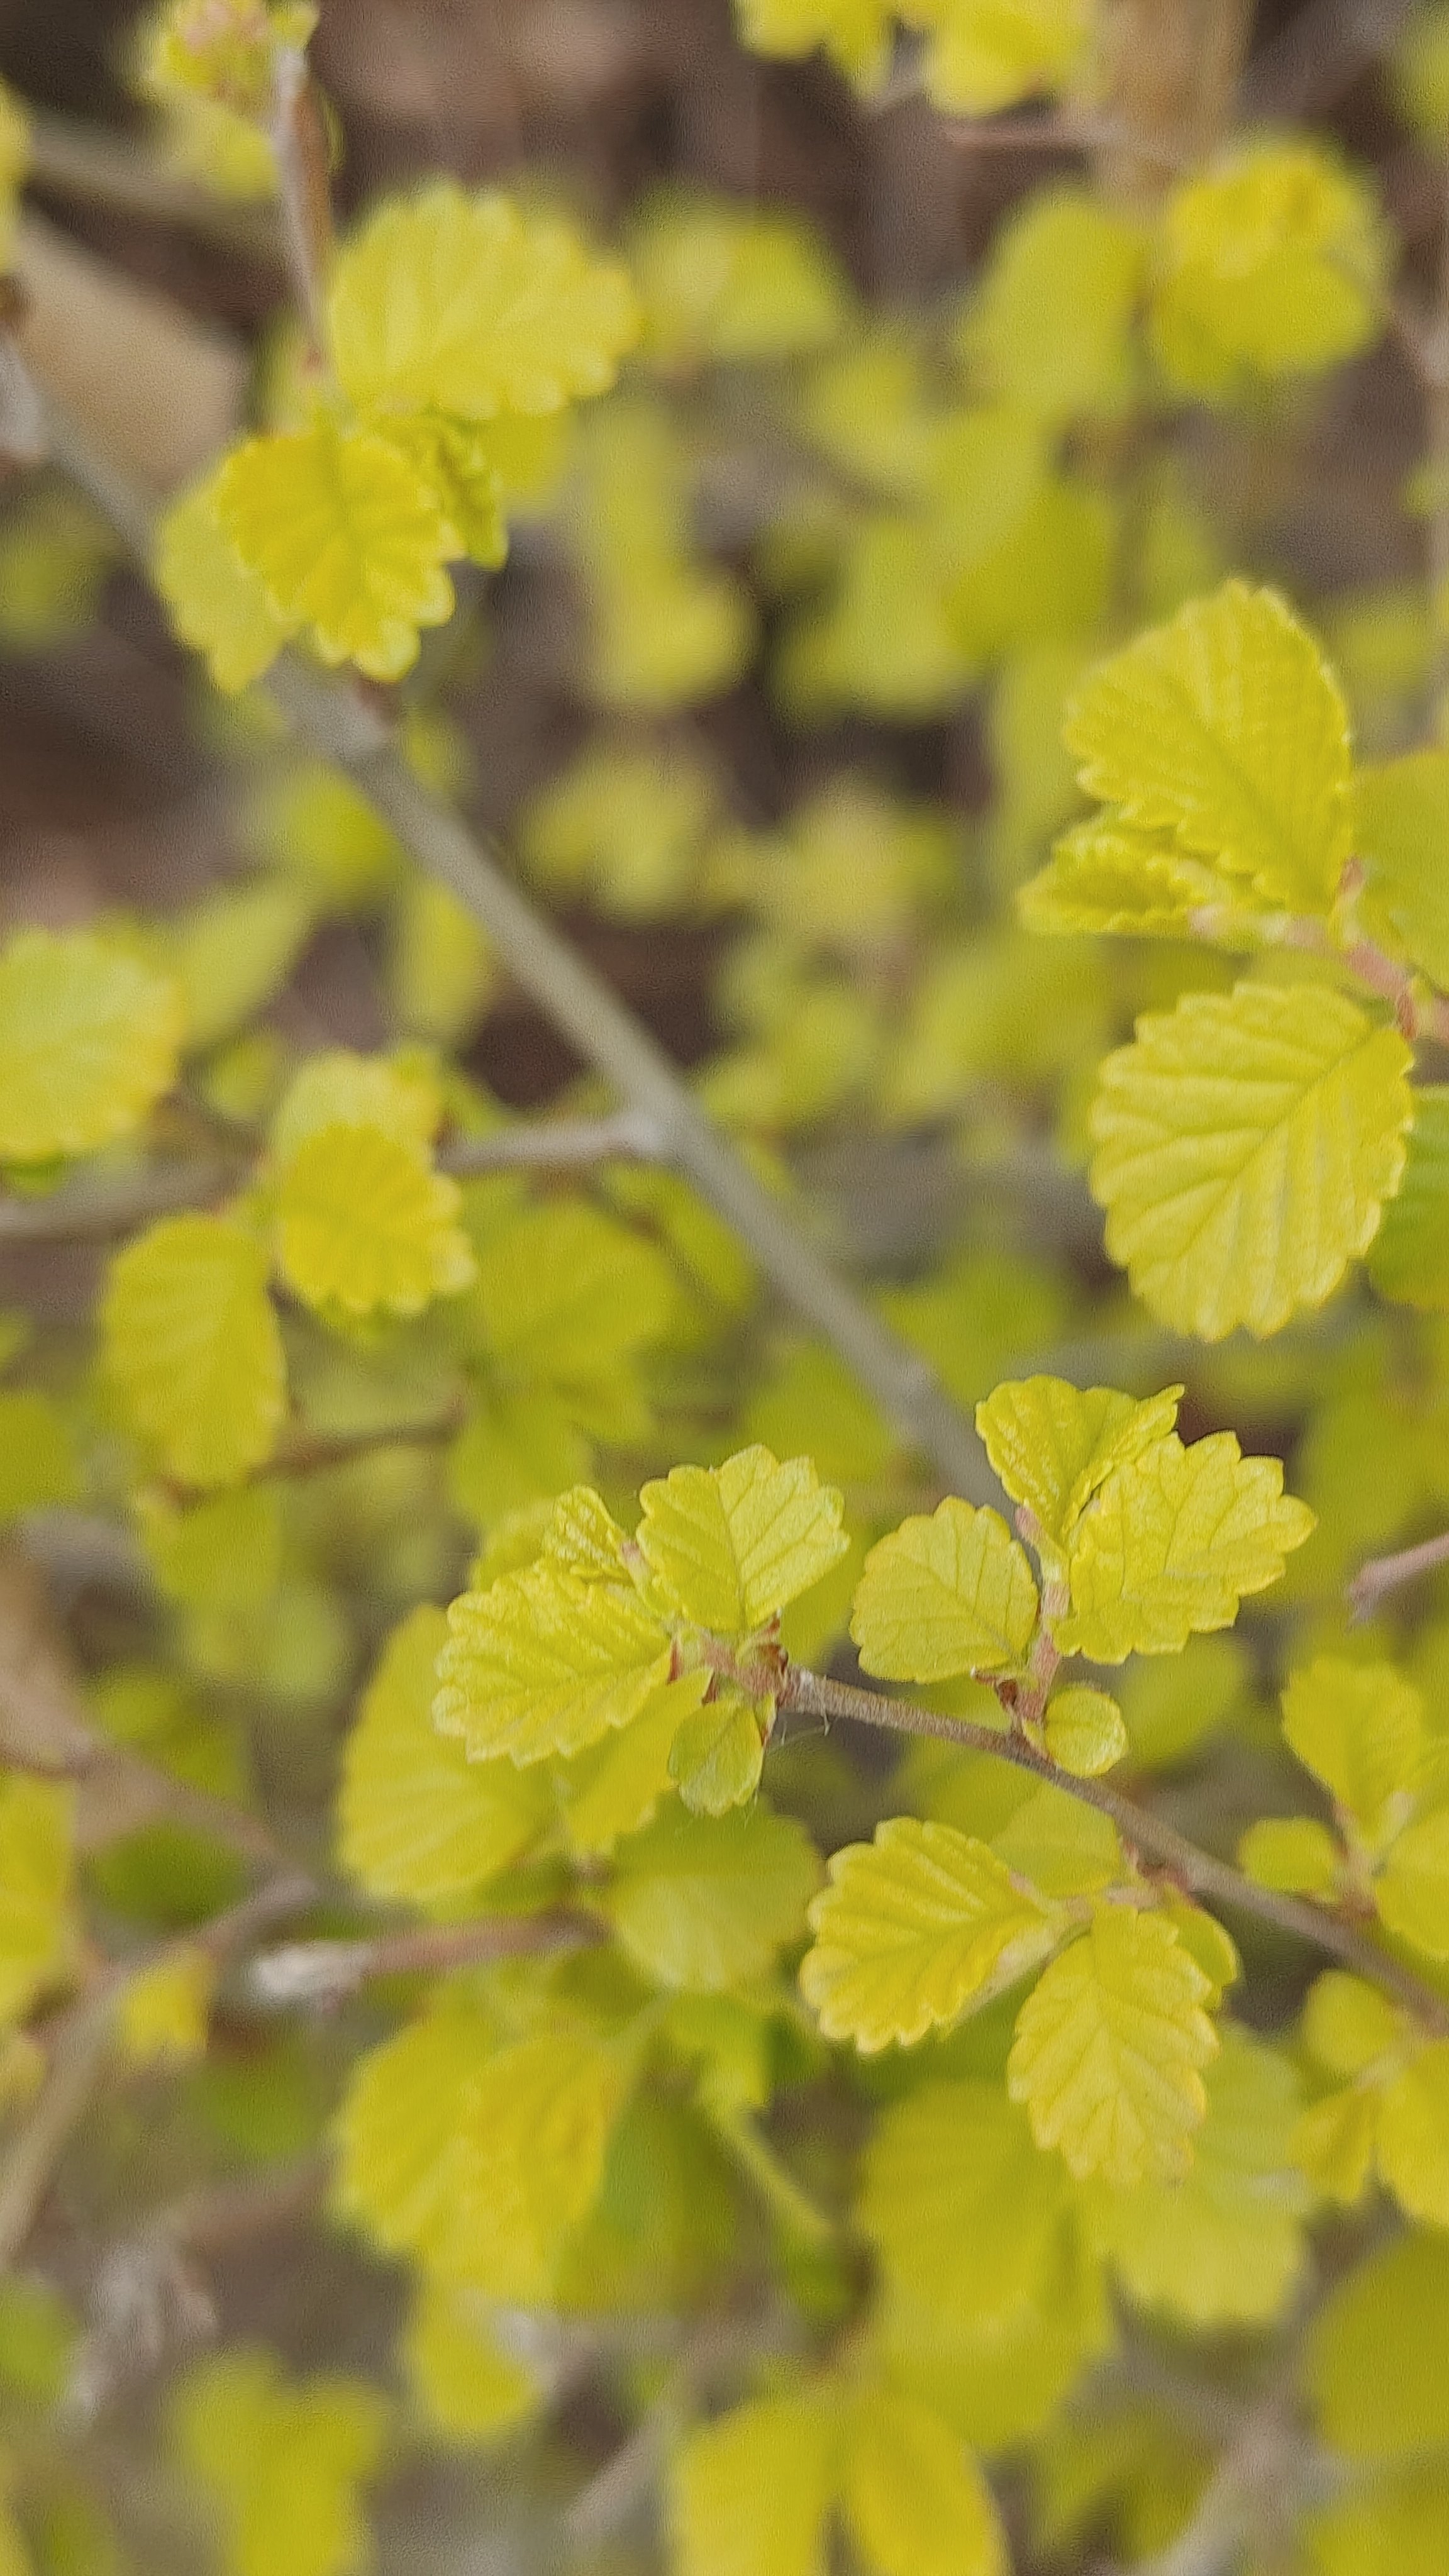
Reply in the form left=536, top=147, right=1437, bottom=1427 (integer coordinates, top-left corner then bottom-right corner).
left=215, top=418, right=459, bottom=681
left=338, top=1606, right=553, bottom=1906
left=1057, top=1430, right=1314, bottom=1662
left=103, top=1213, right=286, bottom=1490
left=636, top=1445, right=848, bottom=1635
left=1007, top=1905, right=1219, bottom=2186
left=799, top=1815, right=1063, bottom=2051
left=1064, top=580, right=1353, bottom=913
left=851, top=1499, right=1038, bottom=1682
left=0, top=928, right=182, bottom=1167
left=975, top=1375, right=1182, bottom=1552
left=274, top=1122, right=475, bottom=1319
left=329, top=182, right=639, bottom=421
left=435, top=1563, right=673, bottom=1765
left=1089, top=978, right=1412, bottom=1340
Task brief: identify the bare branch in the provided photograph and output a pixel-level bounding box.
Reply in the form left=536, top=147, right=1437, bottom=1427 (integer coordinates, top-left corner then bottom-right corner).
left=1348, top=1526, right=1449, bottom=1623
left=247, top=1907, right=604, bottom=2008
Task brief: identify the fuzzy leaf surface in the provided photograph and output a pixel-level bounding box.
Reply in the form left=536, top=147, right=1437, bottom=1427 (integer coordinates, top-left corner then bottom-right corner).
left=104, top=1213, right=286, bottom=1492
left=1091, top=978, right=1412, bottom=1340
left=800, top=1816, right=1062, bottom=2051
left=435, top=1565, right=673, bottom=1765
left=636, top=1445, right=848, bottom=1635
left=1064, top=580, right=1352, bottom=911
left=851, top=1500, right=1038, bottom=1681
left=1007, top=1906, right=1219, bottom=2185
left=1057, top=1431, right=1314, bottom=1661
left=0, top=930, right=181, bottom=1166
left=330, top=184, right=638, bottom=421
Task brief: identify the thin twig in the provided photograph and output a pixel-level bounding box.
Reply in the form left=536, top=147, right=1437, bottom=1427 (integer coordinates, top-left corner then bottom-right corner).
left=270, top=49, right=333, bottom=358
left=0, top=1871, right=314, bottom=2269
left=779, top=1665, right=1449, bottom=2031
left=0, top=1113, right=665, bottom=1246
left=37, top=397, right=1001, bottom=1510
left=247, top=1907, right=603, bottom=2007
left=1348, top=1526, right=1449, bottom=1622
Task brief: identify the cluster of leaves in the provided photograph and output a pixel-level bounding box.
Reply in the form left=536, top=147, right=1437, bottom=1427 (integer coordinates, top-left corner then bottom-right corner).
left=11, top=2, right=1449, bottom=2575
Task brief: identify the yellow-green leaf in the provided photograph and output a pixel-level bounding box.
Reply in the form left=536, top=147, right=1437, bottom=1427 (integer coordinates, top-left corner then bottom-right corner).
left=1280, top=1655, right=1424, bottom=1848
left=636, top=1445, right=848, bottom=1635
left=1091, top=978, right=1413, bottom=1341
left=404, top=2282, right=543, bottom=2447
left=215, top=417, right=458, bottom=682
left=333, top=1989, right=496, bottom=2266
left=435, top=1562, right=672, bottom=1765
left=554, top=1672, right=707, bottom=1857
left=1007, top=1906, right=1219, bottom=2185
left=338, top=1607, right=552, bottom=1906
left=0, top=928, right=182, bottom=1166
left=669, top=1687, right=768, bottom=1816
left=1018, top=816, right=1260, bottom=941
left=0, top=1776, right=72, bottom=2023
left=1378, top=2042, right=1449, bottom=2229
left=1238, top=1816, right=1342, bottom=1896
left=1356, top=750, right=1449, bottom=989
left=964, top=186, right=1146, bottom=425
left=445, top=2031, right=632, bottom=2297
left=103, top=1213, right=286, bottom=1490
left=851, top=1499, right=1038, bottom=1682
left=842, top=2387, right=1006, bottom=2576
left=1064, top=580, right=1353, bottom=912
left=1370, top=1087, right=1449, bottom=1313
left=732, top=0, right=896, bottom=91
left=799, top=1815, right=1063, bottom=2051
left=605, top=1801, right=822, bottom=1992
left=975, top=1377, right=1182, bottom=1552
left=155, top=474, right=293, bottom=693
left=671, top=2394, right=838, bottom=2576
left=330, top=182, right=638, bottom=419
left=858, top=2078, right=1074, bottom=2326
left=274, top=1123, right=475, bottom=1319
left=171, top=2350, right=387, bottom=2576
left=1151, top=138, right=1388, bottom=397
left=1307, top=2233, right=1449, bottom=2459
left=1057, top=1430, right=1314, bottom=1662
left=908, top=0, right=1092, bottom=115
left=1083, top=2024, right=1311, bottom=2326
left=1043, top=1687, right=1128, bottom=1779
left=1376, top=1806, right=1449, bottom=1960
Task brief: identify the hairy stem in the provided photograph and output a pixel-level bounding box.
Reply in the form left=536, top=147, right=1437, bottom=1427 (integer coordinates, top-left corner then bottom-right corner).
left=38, top=397, right=1000, bottom=1509
left=780, top=1665, right=1449, bottom=2031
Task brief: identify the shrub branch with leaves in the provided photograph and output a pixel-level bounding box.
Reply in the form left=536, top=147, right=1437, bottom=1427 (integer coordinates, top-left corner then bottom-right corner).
left=5, top=3, right=1449, bottom=2575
